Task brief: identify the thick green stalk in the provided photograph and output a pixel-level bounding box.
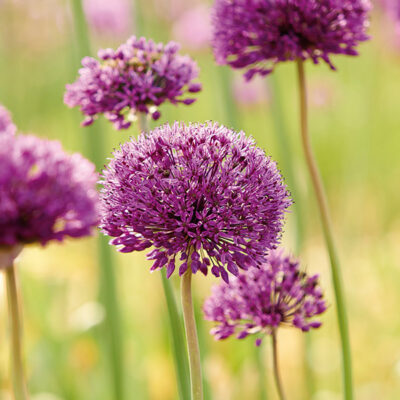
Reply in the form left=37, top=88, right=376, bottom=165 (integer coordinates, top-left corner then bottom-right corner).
left=296, top=60, right=353, bottom=399
left=181, top=267, right=203, bottom=400
left=160, top=270, right=191, bottom=400
left=255, top=342, right=268, bottom=400
left=271, top=330, right=286, bottom=400
left=138, top=115, right=191, bottom=400
left=5, top=264, right=29, bottom=400
left=193, top=299, right=212, bottom=400
left=69, top=1, right=125, bottom=399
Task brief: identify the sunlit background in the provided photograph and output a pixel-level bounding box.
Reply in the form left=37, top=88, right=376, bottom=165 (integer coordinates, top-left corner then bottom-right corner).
left=0, top=0, right=399, bottom=399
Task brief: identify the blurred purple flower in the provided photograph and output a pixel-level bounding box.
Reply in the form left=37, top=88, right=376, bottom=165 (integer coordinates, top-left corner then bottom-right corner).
left=204, top=249, right=327, bottom=344
left=233, top=75, right=269, bottom=106
left=100, top=122, right=291, bottom=282
left=83, top=0, right=133, bottom=37
left=154, top=0, right=195, bottom=21
left=0, top=133, right=99, bottom=247
left=65, top=36, right=202, bottom=130
left=212, top=0, right=372, bottom=80
left=172, top=5, right=212, bottom=51
left=377, top=0, right=400, bottom=46
left=0, top=104, right=16, bottom=136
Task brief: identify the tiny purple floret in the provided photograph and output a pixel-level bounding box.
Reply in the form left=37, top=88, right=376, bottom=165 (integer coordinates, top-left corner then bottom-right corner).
left=203, top=249, right=327, bottom=344
left=100, top=122, right=291, bottom=280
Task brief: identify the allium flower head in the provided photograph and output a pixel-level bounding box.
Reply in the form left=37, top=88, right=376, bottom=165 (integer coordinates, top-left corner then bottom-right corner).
left=204, top=249, right=327, bottom=344
left=212, top=0, right=372, bottom=79
left=0, top=134, right=99, bottom=246
left=100, top=122, right=291, bottom=282
left=65, top=36, right=202, bottom=129
left=0, top=104, right=16, bottom=136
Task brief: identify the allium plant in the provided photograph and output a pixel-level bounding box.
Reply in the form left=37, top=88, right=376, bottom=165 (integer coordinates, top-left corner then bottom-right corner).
left=100, top=121, right=291, bottom=400
left=65, top=31, right=201, bottom=400
left=211, top=1, right=371, bottom=399
left=0, top=134, right=99, bottom=247
left=204, top=249, right=326, bottom=400
left=212, top=0, right=371, bottom=79
left=100, top=122, right=291, bottom=282
left=65, top=36, right=202, bottom=129
left=204, top=250, right=326, bottom=343
left=0, top=124, right=99, bottom=400
left=0, top=104, right=16, bottom=136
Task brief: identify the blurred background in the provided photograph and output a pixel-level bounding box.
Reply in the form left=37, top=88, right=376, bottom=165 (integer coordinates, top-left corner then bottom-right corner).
left=0, top=0, right=399, bottom=399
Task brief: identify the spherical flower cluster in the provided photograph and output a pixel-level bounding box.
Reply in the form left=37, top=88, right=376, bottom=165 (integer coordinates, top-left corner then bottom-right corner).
left=83, top=0, right=133, bottom=38
left=212, top=0, right=371, bottom=79
left=204, top=249, right=327, bottom=344
left=100, top=122, right=291, bottom=282
left=0, top=134, right=99, bottom=247
left=0, top=104, right=16, bottom=136
left=65, top=36, right=202, bottom=130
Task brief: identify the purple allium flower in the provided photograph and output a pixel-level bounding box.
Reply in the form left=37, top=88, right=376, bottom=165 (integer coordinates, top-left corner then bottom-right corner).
left=0, top=134, right=99, bottom=246
left=83, top=0, right=133, bottom=38
left=65, top=36, right=202, bottom=130
left=212, top=0, right=372, bottom=79
left=172, top=5, right=212, bottom=51
left=100, top=122, right=291, bottom=282
left=204, top=249, right=327, bottom=344
left=0, top=104, right=16, bottom=136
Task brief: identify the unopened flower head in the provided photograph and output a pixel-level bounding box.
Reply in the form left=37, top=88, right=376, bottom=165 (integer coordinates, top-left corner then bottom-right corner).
left=65, top=36, right=202, bottom=130
left=0, top=134, right=99, bottom=246
left=204, top=249, right=327, bottom=344
left=100, top=122, right=291, bottom=282
left=0, top=104, right=16, bottom=136
left=212, top=0, right=371, bottom=80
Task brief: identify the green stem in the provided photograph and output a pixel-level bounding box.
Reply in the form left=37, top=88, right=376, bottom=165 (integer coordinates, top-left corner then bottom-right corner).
left=181, top=265, right=203, bottom=400
left=69, top=2, right=125, bottom=399
left=138, top=114, right=191, bottom=400
left=160, top=270, right=191, bottom=400
left=268, top=74, right=304, bottom=252
left=255, top=342, right=268, bottom=400
left=97, top=235, right=124, bottom=400
left=137, top=113, right=149, bottom=135
left=217, top=66, right=239, bottom=129
left=6, top=264, right=29, bottom=400
left=271, top=330, right=286, bottom=400
left=70, top=0, right=90, bottom=56
left=296, top=59, right=353, bottom=399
